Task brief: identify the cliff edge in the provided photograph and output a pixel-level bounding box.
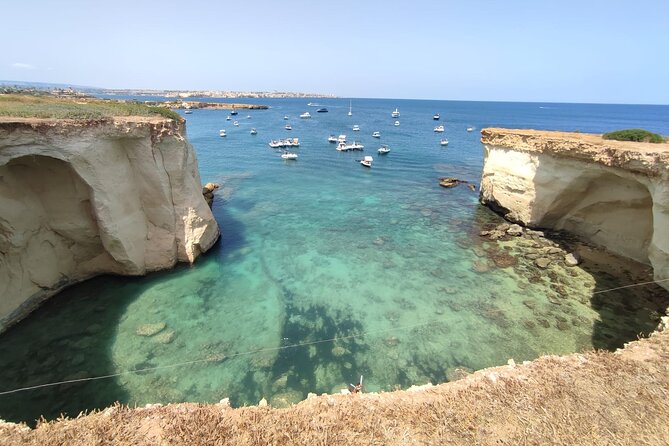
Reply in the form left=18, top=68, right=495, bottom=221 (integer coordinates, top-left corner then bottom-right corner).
left=479, top=128, right=669, bottom=291
left=0, top=117, right=220, bottom=333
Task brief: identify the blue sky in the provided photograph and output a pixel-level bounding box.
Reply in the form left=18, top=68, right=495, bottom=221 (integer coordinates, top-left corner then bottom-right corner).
left=2, top=0, right=668, bottom=104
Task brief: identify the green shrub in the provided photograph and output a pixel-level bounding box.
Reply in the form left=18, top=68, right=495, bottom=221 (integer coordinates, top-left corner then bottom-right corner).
left=602, top=129, right=664, bottom=143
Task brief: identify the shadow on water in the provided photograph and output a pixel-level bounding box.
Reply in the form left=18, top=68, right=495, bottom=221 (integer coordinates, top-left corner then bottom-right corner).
left=0, top=201, right=250, bottom=426
left=0, top=275, right=138, bottom=425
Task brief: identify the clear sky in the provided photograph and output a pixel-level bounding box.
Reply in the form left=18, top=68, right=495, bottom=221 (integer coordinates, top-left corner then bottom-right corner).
left=2, top=0, right=668, bottom=104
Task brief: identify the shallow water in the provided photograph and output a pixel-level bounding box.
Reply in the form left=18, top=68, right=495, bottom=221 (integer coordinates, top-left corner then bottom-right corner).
left=1, top=98, right=668, bottom=423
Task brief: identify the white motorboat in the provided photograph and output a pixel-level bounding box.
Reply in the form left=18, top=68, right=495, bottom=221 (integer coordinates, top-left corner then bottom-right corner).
left=348, top=100, right=352, bottom=116
left=440, top=139, right=449, bottom=146
left=338, top=134, right=347, bottom=143
left=434, top=125, right=445, bottom=133
left=336, top=141, right=364, bottom=151
left=300, top=112, right=312, bottom=119
left=378, top=145, right=390, bottom=154
left=328, top=135, right=338, bottom=143
left=269, top=138, right=300, bottom=148
left=281, top=151, right=298, bottom=160
left=219, top=129, right=227, bottom=137
left=372, top=131, right=381, bottom=138
left=226, top=116, right=231, bottom=121
left=184, top=109, right=192, bottom=114
left=250, top=128, right=257, bottom=135
left=285, top=124, right=292, bottom=130
left=233, top=121, right=239, bottom=126
left=394, top=121, right=400, bottom=126
left=360, top=155, right=373, bottom=167
left=283, top=115, right=289, bottom=120
left=467, top=127, right=474, bottom=132
left=433, top=113, right=440, bottom=120
left=352, top=124, right=360, bottom=131
left=391, top=108, right=400, bottom=118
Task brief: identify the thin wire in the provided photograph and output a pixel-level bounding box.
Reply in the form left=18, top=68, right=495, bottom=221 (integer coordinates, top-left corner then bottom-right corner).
left=0, top=319, right=434, bottom=396
left=592, top=277, right=669, bottom=294
left=1, top=277, right=667, bottom=396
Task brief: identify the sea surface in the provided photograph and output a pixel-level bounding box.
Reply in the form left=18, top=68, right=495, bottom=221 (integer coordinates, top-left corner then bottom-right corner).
left=1, top=98, right=669, bottom=423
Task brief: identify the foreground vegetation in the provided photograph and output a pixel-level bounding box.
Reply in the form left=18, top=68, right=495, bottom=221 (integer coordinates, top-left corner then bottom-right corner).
left=603, top=128, right=665, bottom=143
left=0, top=94, right=182, bottom=121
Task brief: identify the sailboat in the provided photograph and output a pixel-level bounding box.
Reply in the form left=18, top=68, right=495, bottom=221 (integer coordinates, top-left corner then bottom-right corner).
left=348, top=100, right=352, bottom=117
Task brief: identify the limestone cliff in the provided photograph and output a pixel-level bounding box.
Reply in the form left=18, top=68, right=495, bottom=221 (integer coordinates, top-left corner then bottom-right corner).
left=0, top=117, right=219, bottom=332
left=479, top=128, right=669, bottom=290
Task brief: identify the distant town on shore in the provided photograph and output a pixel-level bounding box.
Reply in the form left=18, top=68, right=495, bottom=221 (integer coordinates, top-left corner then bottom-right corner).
left=0, top=80, right=337, bottom=100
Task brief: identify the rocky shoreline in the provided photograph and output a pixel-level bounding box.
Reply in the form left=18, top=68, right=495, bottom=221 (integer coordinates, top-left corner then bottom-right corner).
left=147, top=101, right=270, bottom=110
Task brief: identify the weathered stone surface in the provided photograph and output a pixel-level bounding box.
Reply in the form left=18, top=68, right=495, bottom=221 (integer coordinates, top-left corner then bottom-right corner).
left=0, top=117, right=220, bottom=333
left=535, top=258, right=552, bottom=269
left=479, top=128, right=669, bottom=291
left=565, top=252, right=581, bottom=266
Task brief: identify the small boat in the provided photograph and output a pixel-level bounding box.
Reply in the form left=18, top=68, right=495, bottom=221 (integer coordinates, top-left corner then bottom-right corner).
left=307, top=102, right=318, bottom=107
left=219, top=129, right=227, bottom=137
left=269, top=138, right=300, bottom=148
left=246, top=115, right=251, bottom=119
left=352, top=124, right=360, bottom=132
left=250, top=128, right=257, bottom=135
left=316, top=108, right=328, bottom=113
left=440, top=139, right=449, bottom=146
left=283, top=115, right=289, bottom=120
left=230, top=109, right=238, bottom=116
left=338, top=134, right=347, bottom=143
left=467, top=127, right=474, bottom=132
left=394, top=121, right=400, bottom=126
left=281, top=151, right=298, bottom=160
left=372, top=131, right=381, bottom=138
left=378, top=145, right=390, bottom=154
left=434, top=125, right=445, bottom=133
left=433, top=113, right=440, bottom=120
left=328, top=135, right=338, bottom=143
left=336, top=141, right=364, bottom=151
left=360, top=155, right=373, bottom=167
left=391, top=108, right=400, bottom=118
left=348, top=100, right=352, bottom=116
left=184, top=109, right=192, bottom=114
left=233, top=121, right=239, bottom=126
left=285, top=124, right=292, bottom=130
left=300, top=112, right=312, bottom=119
left=226, top=116, right=231, bottom=121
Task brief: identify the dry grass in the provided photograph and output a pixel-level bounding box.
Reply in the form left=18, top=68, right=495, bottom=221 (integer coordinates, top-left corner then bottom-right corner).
left=0, top=94, right=182, bottom=121
left=2, top=328, right=669, bottom=445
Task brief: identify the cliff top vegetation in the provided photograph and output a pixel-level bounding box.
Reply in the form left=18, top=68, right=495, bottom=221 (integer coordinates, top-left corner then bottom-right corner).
left=603, top=128, right=665, bottom=143
left=0, top=94, right=182, bottom=121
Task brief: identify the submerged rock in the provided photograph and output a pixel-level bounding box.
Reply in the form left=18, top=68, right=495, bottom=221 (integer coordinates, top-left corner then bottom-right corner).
left=135, top=322, right=166, bottom=337
left=154, top=330, right=176, bottom=344
left=535, top=258, right=552, bottom=269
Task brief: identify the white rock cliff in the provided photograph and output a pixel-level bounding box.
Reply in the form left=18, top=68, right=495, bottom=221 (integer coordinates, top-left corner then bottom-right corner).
left=479, top=128, right=669, bottom=291
left=0, top=117, right=220, bottom=332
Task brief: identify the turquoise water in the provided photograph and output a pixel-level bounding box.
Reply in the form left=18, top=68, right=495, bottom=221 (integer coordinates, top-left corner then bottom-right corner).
left=1, top=98, right=669, bottom=423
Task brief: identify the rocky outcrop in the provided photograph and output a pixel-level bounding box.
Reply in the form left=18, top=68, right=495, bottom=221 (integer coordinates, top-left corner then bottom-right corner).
left=0, top=117, right=219, bottom=332
left=479, top=128, right=669, bottom=290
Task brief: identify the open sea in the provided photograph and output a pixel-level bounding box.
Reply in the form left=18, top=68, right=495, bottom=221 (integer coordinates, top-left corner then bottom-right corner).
left=1, top=98, right=669, bottom=423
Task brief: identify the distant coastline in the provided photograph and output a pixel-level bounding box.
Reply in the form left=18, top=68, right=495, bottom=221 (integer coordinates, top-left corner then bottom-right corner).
left=101, top=89, right=337, bottom=99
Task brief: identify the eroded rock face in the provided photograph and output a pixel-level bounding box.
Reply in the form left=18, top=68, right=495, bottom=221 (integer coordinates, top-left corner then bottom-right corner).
left=0, top=117, right=220, bottom=332
left=479, top=128, right=669, bottom=291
